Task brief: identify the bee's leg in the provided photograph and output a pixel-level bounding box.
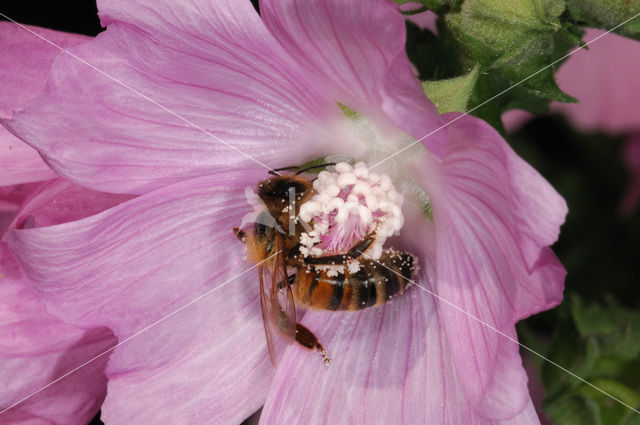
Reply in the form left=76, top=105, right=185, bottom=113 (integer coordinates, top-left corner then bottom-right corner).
left=303, top=233, right=376, bottom=265
left=295, top=323, right=331, bottom=365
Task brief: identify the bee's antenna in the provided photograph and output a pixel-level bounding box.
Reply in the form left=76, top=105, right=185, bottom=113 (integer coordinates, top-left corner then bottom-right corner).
left=269, top=166, right=299, bottom=176
left=295, top=163, right=336, bottom=175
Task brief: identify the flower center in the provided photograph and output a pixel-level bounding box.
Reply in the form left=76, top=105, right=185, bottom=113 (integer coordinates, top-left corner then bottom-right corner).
left=298, top=162, right=404, bottom=265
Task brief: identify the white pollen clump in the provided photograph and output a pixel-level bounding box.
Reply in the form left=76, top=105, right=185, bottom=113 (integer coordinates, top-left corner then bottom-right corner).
left=299, top=162, right=405, bottom=270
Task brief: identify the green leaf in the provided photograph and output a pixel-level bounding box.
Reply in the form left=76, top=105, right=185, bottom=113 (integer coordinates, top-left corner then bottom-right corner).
left=620, top=410, right=640, bottom=425
left=565, top=0, right=640, bottom=39
left=444, top=0, right=578, bottom=118
left=580, top=380, right=640, bottom=414
left=579, top=380, right=640, bottom=425
left=545, top=394, right=603, bottom=425
left=571, top=296, right=640, bottom=359
left=422, top=65, right=480, bottom=113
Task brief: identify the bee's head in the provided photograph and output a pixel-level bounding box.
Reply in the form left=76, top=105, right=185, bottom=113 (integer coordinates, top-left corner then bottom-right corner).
left=258, top=175, right=313, bottom=207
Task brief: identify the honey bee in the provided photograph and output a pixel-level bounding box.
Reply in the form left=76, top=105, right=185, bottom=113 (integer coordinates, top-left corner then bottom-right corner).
left=233, top=164, right=418, bottom=365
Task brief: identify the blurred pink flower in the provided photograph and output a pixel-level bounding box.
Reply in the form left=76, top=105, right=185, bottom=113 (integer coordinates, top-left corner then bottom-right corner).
left=3, top=1, right=566, bottom=424
left=0, top=23, right=87, bottom=186
left=0, top=23, right=131, bottom=425
left=0, top=179, right=130, bottom=425
left=502, top=28, right=640, bottom=214
left=0, top=22, right=89, bottom=236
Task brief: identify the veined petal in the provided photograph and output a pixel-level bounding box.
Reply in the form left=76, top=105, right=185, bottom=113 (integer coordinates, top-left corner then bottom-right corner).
left=5, top=0, right=346, bottom=194
left=260, top=0, right=403, bottom=117
left=0, top=23, right=86, bottom=185
left=260, top=0, right=444, bottom=150
left=260, top=285, right=540, bottom=424
left=7, top=169, right=274, bottom=422
left=0, top=131, right=55, bottom=186
left=9, top=179, right=133, bottom=230
left=416, top=115, right=566, bottom=418
left=0, top=243, right=116, bottom=425
left=7, top=168, right=262, bottom=336
left=100, top=279, right=272, bottom=425
left=0, top=23, right=89, bottom=118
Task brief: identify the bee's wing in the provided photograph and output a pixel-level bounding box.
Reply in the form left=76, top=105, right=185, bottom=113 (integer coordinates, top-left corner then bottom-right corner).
left=259, top=235, right=296, bottom=366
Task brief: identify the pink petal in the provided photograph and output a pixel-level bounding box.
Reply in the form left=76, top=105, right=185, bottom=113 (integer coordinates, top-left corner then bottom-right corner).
left=0, top=183, right=42, bottom=207
left=261, top=283, right=540, bottom=424
left=100, top=280, right=273, bottom=425
left=5, top=0, right=345, bottom=195
left=416, top=114, right=566, bottom=418
left=7, top=168, right=274, bottom=422
left=502, top=110, right=534, bottom=133
left=0, top=201, right=19, bottom=239
left=0, top=23, right=89, bottom=118
left=0, top=23, right=86, bottom=185
left=0, top=242, right=116, bottom=425
left=260, top=0, right=444, bottom=152
left=380, top=54, right=447, bottom=157
left=553, top=29, right=640, bottom=133
left=405, top=10, right=438, bottom=32
left=0, top=131, right=56, bottom=186
left=260, top=0, right=404, bottom=117
left=7, top=168, right=258, bottom=332
left=9, top=179, right=133, bottom=230
left=0, top=183, right=43, bottom=238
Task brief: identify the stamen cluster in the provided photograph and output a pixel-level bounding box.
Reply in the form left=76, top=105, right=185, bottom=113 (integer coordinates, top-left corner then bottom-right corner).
left=299, top=162, right=404, bottom=274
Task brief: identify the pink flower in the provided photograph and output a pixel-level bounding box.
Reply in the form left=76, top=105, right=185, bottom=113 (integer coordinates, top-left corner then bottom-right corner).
left=2, top=1, right=566, bottom=424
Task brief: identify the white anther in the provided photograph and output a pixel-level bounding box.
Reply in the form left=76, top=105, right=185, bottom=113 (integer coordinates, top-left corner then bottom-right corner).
left=299, top=201, right=321, bottom=222
left=353, top=162, right=368, bottom=177
left=310, top=247, right=323, bottom=256
left=358, top=206, right=373, bottom=224
left=317, top=170, right=332, bottom=183
left=365, top=194, right=378, bottom=210
left=344, top=201, right=360, bottom=214
left=335, top=208, right=349, bottom=224
left=335, top=162, right=353, bottom=173
left=352, top=181, right=372, bottom=196
left=379, top=174, right=392, bottom=190
left=337, top=172, right=357, bottom=188
left=326, top=184, right=341, bottom=198
left=326, top=197, right=344, bottom=212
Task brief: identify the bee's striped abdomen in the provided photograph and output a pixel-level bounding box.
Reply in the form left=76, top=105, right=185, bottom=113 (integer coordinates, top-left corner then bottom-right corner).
left=293, top=250, right=418, bottom=311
